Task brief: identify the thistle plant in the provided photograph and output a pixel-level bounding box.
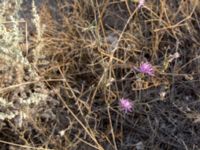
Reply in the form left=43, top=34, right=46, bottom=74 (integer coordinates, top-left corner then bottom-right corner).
left=138, top=62, right=155, bottom=76
left=119, top=98, right=134, bottom=113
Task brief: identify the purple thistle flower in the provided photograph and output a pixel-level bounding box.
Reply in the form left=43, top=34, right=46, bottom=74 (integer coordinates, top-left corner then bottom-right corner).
left=139, top=62, right=154, bottom=76
left=119, top=98, right=133, bottom=113
left=138, top=0, right=145, bottom=8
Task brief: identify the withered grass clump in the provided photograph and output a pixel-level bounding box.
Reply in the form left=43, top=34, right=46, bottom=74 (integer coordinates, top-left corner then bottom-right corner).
left=0, top=0, right=200, bottom=150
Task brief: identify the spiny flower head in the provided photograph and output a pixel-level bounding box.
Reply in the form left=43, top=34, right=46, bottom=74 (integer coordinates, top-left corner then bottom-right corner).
left=138, top=0, right=145, bottom=8
left=119, top=98, right=133, bottom=113
left=139, top=62, right=154, bottom=76
left=168, top=52, right=180, bottom=62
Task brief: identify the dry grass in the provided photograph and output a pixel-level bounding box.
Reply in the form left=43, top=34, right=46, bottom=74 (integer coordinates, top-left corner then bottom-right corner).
left=0, top=0, right=200, bottom=149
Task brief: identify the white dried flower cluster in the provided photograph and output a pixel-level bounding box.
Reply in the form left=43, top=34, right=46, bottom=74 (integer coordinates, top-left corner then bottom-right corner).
left=0, top=0, right=49, bottom=128
left=32, top=0, right=46, bottom=65
left=0, top=0, right=29, bottom=67
left=0, top=97, right=16, bottom=120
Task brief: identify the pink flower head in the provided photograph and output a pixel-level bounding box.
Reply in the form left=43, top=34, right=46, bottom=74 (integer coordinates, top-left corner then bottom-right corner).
left=119, top=98, right=133, bottom=113
left=138, top=0, right=145, bottom=8
left=139, top=62, right=154, bottom=76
